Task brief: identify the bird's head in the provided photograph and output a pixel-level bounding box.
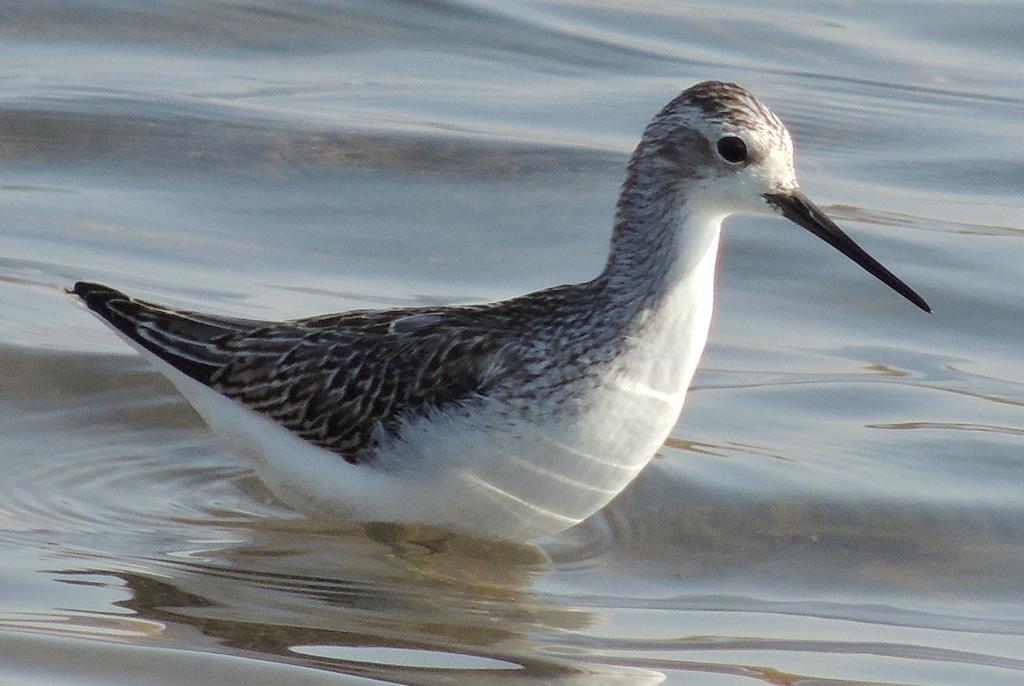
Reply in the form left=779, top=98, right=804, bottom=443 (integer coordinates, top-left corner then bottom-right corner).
left=626, top=80, right=929, bottom=312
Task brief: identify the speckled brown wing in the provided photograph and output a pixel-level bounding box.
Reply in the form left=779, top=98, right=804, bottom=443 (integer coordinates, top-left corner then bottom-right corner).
left=73, top=282, right=513, bottom=463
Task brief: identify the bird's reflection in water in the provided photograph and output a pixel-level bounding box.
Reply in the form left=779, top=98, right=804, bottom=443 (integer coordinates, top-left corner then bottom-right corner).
left=54, top=517, right=665, bottom=685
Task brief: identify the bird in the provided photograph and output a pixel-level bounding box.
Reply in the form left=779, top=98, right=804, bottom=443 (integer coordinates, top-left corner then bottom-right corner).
left=71, top=81, right=930, bottom=541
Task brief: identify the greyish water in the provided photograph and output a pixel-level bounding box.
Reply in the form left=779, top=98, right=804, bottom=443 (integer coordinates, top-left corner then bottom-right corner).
left=0, top=2, right=1022, bottom=684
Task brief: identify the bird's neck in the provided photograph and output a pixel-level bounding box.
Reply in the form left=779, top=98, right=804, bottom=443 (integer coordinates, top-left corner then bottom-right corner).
left=595, top=171, right=724, bottom=320
left=575, top=166, right=724, bottom=429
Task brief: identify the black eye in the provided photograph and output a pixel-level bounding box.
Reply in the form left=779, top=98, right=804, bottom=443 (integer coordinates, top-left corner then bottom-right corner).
left=716, top=136, right=748, bottom=164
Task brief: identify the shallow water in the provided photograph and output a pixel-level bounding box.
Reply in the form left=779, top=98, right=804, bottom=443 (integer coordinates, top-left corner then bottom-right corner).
left=1, top=2, right=1023, bottom=684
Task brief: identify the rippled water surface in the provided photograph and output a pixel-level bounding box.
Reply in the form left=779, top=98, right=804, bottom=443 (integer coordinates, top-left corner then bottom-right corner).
left=2, top=2, right=1023, bottom=684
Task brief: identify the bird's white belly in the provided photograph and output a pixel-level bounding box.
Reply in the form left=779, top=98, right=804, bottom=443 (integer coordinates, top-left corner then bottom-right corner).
left=153, top=337, right=701, bottom=540
left=370, top=381, right=688, bottom=539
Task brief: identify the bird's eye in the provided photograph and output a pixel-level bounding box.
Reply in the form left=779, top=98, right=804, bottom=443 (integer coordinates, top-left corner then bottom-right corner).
left=716, top=136, right=748, bottom=164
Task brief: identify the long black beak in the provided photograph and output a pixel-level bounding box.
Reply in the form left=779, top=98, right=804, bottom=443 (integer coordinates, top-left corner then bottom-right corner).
left=763, top=190, right=931, bottom=313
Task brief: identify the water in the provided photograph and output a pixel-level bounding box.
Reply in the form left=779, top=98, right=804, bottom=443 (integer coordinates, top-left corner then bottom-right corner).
left=1, top=1, right=1022, bottom=684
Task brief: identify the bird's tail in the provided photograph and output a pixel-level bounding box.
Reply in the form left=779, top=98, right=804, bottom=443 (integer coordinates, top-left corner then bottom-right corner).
left=71, top=281, right=263, bottom=385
